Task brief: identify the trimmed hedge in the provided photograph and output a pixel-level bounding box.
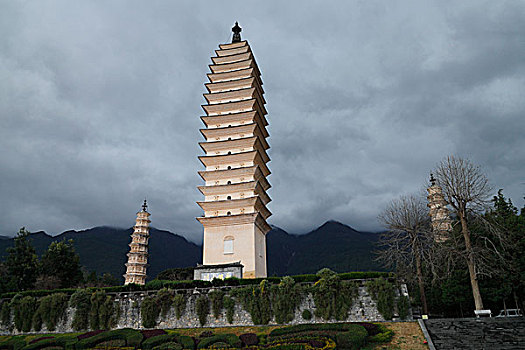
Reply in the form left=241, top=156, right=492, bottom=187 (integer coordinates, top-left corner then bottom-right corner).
left=335, top=324, right=367, bottom=350
left=142, top=333, right=194, bottom=349
left=0, top=271, right=393, bottom=299
left=75, top=328, right=143, bottom=349
left=0, top=335, right=26, bottom=350
left=245, top=337, right=336, bottom=350
left=367, top=324, right=394, bottom=343
left=20, top=333, right=78, bottom=350
left=197, top=334, right=241, bottom=349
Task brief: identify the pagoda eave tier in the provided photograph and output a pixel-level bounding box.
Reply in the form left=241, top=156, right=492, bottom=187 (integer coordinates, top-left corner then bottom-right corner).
left=198, top=166, right=270, bottom=190
left=127, top=251, right=149, bottom=257
left=201, top=110, right=269, bottom=129
left=125, top=262, right=149, bottom=267
left=202, top=98, right=267, bottom=118
left=207, top=67, right=263, bottom=86
left=203, top=86, right=266, bottom=106
left=218, top=40, right=248, bottom=50
left=200, top=124, right=269, bottom=148
left=197, top=196, right=271, bottom=219
left=198, top=180, right=270, bottom=197
left=199, top=185, right=271, bottom=206
left=211, top=51, right=253, bottom=65
left=209, top=57, right=260, bottom=75
left=199, top=136, right=268, bottom=154
left=131, top=228, right=150, bottom=234
left=214, top=44, right=250, bottom=57
left=198, top=150, right=270, bottom=175
left=197, top=212, right=271, bottom=233
left=205, top=76, right=264, bottom=95
left=123, top=272, right=147, bottom=277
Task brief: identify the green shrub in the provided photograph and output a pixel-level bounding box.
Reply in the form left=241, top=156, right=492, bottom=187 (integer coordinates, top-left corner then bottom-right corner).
left=335, top=324, right=367, bottom=350
left=223, top=296, right=235, bottom=324
left=209, top=290, right=224, bottom=319
left=197, top=334, right=241, bottom=349
left=32, top=293, right=69, bottom=331
left=22, top=333, right=78, bottom=350
left=0, top=335, right=26, bottom=350
left=269, top=323, right=366, bottom=339
left=272, top=277, right=303, bottom=324
left=196, top=295, right=210, bottom=326
left=365, top=278, right=395, bottom=320
left=311, top=269, right=358, bottom=320
left=12, top=295, right=37, bottom=332
left=397, top=295, right=410, bottom=320
left=173, top=294, right=187, bottom=319
left=142, top=334, right=173, bottom=349
left=31, top=306, right=43, bottom=332
left=156, top=288, right=174, bottom=318
left=76, top=328, right=143, bottom=349
left=89, top=290, right=116, bottom=330
left=70, top=289, right=91, bottom=331
left=367, top=324, right=394, bottom=343
left=231, top=280, right=272, bottom=325
left=154, top=342, right=183, bottom=350
left=301, top=309, right=312, bottom=320
left=143, top=333, right=194, bottom=349
left=141, top=295, right=160, bottom=329
left=1, top=301, right=11, bottom=327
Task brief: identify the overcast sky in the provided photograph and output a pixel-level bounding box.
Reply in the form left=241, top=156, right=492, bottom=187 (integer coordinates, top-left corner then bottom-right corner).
left=1, top=1, right=524, bottom=243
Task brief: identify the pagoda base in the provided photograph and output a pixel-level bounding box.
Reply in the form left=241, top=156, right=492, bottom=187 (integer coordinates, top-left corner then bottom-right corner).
left=194, top=262, right=243, bottom=281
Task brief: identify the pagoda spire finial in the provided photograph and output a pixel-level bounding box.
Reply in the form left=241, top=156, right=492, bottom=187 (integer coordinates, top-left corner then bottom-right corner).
left=232, top=22, right=242, bottom=43
left=142, top=198, right=148, bottom=212
left=430, top=173, right=436, bottom=186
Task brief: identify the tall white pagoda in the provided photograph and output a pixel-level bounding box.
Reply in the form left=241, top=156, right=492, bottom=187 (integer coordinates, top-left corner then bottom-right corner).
left=427, top=174, right=452, bottom=242
left=123, top=200, right=151, bottom=285
left=197, top=23, right=271, bottom=279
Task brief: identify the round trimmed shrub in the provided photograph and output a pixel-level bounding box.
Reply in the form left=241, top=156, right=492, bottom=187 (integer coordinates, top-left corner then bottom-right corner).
left=239, top=333, right=258, bottom=346
left=335, top=324, right=367, bottom=350
left=197, top=334, right=241, bottom=349
left=153, top=342, right=183, bottom=350
left=302, top=309, right=312, bottom=320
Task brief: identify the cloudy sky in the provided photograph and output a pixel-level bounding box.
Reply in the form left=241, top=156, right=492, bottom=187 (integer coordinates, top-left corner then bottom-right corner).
left=1, top=1, right=524, bottom=243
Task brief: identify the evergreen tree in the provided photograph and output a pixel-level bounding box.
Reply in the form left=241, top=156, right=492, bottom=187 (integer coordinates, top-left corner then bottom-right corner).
left=484, top=190, right=525, bottom=310
left=5, top=228, right=38, bottom=291
left=40, top=240, right=83, bottom=288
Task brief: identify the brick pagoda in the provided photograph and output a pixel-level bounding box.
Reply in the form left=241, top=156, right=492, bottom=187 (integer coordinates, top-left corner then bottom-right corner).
left=197, top=23, right=271, bottom=279
left=123, top=200, right=151, bottom=285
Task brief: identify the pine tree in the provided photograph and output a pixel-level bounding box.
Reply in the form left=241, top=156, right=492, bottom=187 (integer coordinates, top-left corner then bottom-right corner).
left=40, top=240, right=83, bottom=288
left=5, top=228, right=38, bottom=291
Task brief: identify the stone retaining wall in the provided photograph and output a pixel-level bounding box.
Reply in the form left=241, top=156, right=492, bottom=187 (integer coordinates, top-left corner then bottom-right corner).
left=0, top=283, right=408, bottom=335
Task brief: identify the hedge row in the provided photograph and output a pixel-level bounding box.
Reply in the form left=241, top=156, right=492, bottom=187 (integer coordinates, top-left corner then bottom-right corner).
left=0, top=322, right=391, bottom=349
left=0, top=271, right=393, bottom=299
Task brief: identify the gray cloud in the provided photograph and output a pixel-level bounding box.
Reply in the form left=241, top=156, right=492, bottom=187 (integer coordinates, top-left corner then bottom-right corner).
left=1, top=1, right=524, bottom=243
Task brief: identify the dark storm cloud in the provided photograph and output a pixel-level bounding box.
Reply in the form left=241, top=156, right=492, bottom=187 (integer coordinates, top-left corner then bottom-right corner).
left=1, top=1, right=524, bottom=242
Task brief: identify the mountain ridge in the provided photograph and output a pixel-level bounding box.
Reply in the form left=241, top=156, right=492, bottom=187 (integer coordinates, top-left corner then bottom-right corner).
left=0, top=220, right=384, bottom=279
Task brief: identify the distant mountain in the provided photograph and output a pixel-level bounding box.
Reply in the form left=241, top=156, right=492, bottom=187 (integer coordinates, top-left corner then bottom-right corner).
left=0, top=221, right=385, bottom=281
left=0, top=227, right=202, bottom=281
left=267, top=220, right=384, bottom=276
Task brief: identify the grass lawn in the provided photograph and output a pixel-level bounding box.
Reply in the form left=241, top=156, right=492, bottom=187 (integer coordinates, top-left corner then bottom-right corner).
left=364, top=322, right=428, bottom=350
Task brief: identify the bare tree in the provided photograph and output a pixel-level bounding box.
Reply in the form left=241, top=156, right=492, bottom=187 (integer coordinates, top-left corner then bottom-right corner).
left=377, top=194, right=433, bottom=315
left=434, top=155, right=492, bottom=311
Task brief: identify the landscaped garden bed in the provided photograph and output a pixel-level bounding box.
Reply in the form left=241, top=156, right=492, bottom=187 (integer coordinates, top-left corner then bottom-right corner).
left=0, top=321, right=403, bottom=349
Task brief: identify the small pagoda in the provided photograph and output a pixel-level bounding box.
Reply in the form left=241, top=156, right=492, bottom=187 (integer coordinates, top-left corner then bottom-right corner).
left=427, top=174, right=452, bottom=242
left=196, top=23, right=271, bottom=279
left=123, top=200, right=151, bottom=285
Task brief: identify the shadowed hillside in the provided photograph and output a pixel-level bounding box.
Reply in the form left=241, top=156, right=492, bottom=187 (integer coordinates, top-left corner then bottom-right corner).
left=0, top=221, right=385, bottom=281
